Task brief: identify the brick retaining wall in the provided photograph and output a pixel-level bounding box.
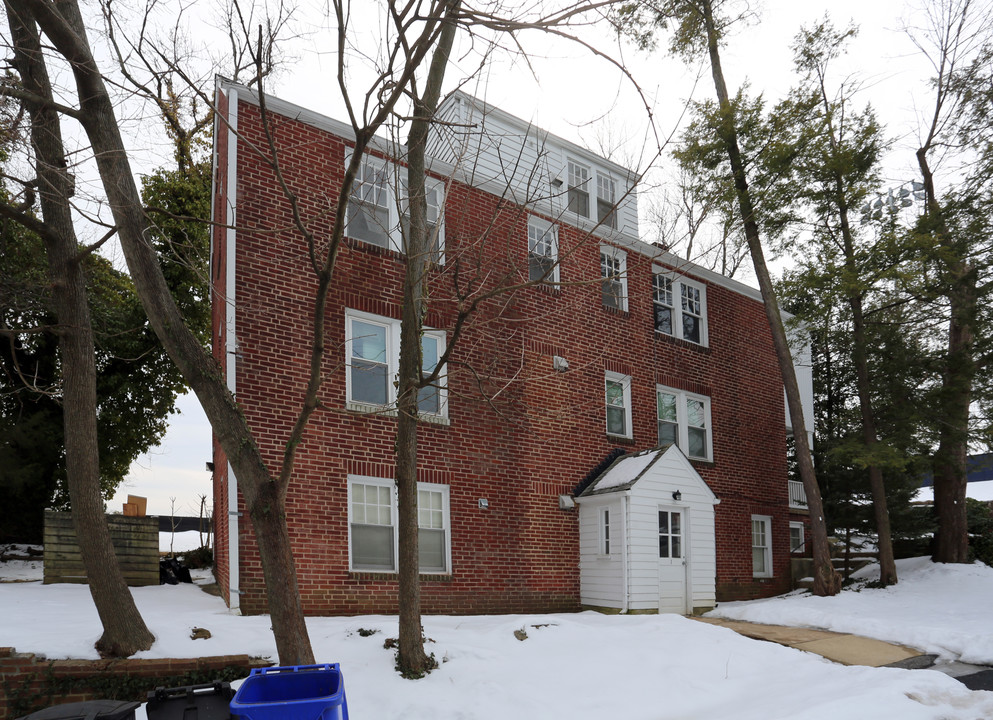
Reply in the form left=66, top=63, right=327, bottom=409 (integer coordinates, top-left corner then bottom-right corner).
left=0, top=647, right=270, bottom=720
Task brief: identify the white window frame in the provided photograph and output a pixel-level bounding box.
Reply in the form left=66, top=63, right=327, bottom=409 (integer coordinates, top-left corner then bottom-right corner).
left=605, top=371, right=633, bottom=439
left=347, top=476, right=451, bottom=574
left=598, top=506, right=611, bottom=556
left=567, top=159, right=591, bottom=218
left=527, top=215, right=559, bottom=283
left=656, top=385, right=713, bottom=462
left=600, top=245, right=627, bottom=312
left=653, top=267, right=708, bottom=346
left=596, top=173, right=617, bottom=229
left=401, top=175, right=446, bottom=264
left=751, top=515, right=773, bottom=578
left=658, top=508, right=684, bottom=559
left=345, top=308, right=448, bottom=420
left=345, top=150, right=445, bottom=262
left=789, top=521, right=805, bottom=553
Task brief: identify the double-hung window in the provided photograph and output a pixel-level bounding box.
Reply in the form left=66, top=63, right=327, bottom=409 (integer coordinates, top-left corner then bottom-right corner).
left=349, top=476, right=450, bottom=573
left=567, top=160, right=591, bottom=217
left=752, top=515, right=772, bottom=578
left=527, top=216, right=559, bottom=283
left=652, top=269, right=708, bottom=346
left=600, top=246, right=627, bottom=311
left=567, top=158, right=621, bottom=231
left=597, top=174, right=617, bottom=229
left=400, top=177, right=445, bottom=263
left=345, top=152, right=445, bottom=261
left=350, top=479, right=395, bottom=570
left=789, top=521, right=805, bottom=553
left=345, top=309, right=447, bottom=419
left=656, top=386, right=712, bottom=461
left=605, top=371, right=632, bottom=439
left=348, top=156, right=392, bottom=248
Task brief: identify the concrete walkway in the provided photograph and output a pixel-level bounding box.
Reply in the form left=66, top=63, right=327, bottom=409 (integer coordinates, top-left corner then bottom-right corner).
left=692, top=617, right=933, bottom=668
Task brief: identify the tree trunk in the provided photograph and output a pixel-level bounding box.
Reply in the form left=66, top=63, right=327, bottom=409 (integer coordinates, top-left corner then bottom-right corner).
left=7, top=0, right=154, bottom=656
left=837, top=203, right=897, bottom=585
left=915, top=147, right=976, bottom=565
left=698, top=0, right=840, bottom=595
left=394, top=2, right=459, bottom=678
left=27, top=0, right=315, bottom=664
left=930, top=264, right=975, bottom=563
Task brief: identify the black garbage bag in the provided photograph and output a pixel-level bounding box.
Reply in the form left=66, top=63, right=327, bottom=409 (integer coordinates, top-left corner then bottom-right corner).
left=159, top=557, right=193, bottom=585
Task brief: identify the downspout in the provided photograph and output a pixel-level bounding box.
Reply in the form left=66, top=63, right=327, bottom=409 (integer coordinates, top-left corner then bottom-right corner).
left=622, top=493, right=630, bottom=613
left=223, top=85, right=241, bottom=614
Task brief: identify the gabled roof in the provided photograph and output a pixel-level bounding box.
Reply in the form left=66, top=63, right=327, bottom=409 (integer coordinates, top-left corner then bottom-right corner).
left=579, top=445, right=678, bottom=497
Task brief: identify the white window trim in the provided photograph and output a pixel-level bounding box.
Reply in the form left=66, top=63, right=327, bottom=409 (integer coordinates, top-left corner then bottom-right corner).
left=653, top=267, right=708, bottom=346
left=527, top=215, right=559, bottom=283
left=600, top=245, right=628, bottom=312
left=656, top=385, right=713, bottom=461
left=344, top=150, right=446, bottom=262
left=344, top=308, right=448, bottom=422
left=752, top=514, right=773, bottom=579
left=605, top=371, right=633, bottom=440
left=789, top=521, right=805, bottom=553
left=596, top=172, right=617, bottom=229
left=347, top=475, right=451, bottom=575
left=598, top=506, right=611, bottom=556
left=567, top=158, right=592, bottom=219
left=566, top=156, right=621, bottom=232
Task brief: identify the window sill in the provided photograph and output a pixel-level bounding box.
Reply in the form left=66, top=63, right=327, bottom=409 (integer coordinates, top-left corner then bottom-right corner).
left=654, top=331, right=710, bottom=352
left=530, top=281, right=562, bottom=294
left=606, top=434, right=636, bottom=445
left=344, top=235, right=446, bottom=267
left=601, top=304, right=629, bottom=317
left=345, top=401, right=450, bottom=426
left=347, top=571, right=452, bottom=581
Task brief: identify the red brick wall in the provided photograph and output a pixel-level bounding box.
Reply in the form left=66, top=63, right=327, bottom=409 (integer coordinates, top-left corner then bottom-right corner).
left=211, top=92, right=794, bottom=615
left=0, top=647, right=268, bottom=720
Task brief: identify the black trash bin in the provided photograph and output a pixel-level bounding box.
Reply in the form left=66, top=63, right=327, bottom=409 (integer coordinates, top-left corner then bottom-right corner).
left=146, top=682, right=235, bottom=720
left=15, top=699, right=140, bottom=720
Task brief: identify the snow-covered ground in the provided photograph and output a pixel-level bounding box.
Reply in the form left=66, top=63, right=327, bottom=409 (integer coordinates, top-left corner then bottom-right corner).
left=708, top=557, right=993, bottom=665
left=0, top=556, right=990, bottom=719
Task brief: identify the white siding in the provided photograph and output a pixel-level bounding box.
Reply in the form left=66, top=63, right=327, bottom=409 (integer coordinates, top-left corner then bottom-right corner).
left=578, top=497, right=625, bottom=609
left=785, top=323, right=815, bottom=439
left=429, top=93, right=639, bottom=242
left=577, top=445, right=717, bottom=614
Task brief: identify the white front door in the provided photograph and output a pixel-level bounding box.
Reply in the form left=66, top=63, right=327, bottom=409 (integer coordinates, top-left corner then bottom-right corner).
left=658, top=507, right=687, bottom=613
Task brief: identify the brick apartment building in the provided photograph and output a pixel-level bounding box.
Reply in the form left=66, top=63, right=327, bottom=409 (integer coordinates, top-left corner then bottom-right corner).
left=210, top=78, right=813, bottom=616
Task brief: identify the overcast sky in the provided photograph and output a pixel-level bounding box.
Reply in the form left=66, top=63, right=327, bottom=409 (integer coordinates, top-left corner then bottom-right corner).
left=110, top=0, right=954, bottom=517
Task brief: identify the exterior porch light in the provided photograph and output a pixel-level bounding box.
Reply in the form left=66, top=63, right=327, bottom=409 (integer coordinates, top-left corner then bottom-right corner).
left=672, top=490, right=682, bottom=501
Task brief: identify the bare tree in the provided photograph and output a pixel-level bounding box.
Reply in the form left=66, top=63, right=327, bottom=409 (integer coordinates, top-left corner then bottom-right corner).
left=2, top=0, right=155, bottom=656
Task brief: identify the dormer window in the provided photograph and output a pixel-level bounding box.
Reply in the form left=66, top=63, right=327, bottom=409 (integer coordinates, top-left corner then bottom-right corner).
left=567, top=160, right=591, bottom=217
left=597, top=174, right=617, bottom=229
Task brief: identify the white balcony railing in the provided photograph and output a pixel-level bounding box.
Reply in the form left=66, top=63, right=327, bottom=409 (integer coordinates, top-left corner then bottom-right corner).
left=789, top=479, right=808, bottom=509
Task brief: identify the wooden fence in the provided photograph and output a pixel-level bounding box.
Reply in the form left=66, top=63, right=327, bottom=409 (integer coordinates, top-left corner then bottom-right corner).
left=43, top=511, right=158, bottom=586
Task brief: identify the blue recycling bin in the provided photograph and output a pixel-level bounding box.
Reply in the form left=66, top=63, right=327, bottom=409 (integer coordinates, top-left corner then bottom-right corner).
left=229, top=665, right=348, bottom=720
